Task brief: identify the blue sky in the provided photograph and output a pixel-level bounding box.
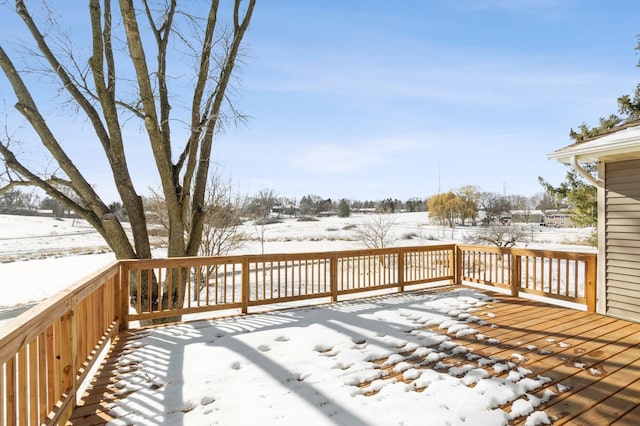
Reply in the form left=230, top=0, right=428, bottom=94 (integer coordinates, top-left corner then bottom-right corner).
left=214, top=0, right=640, bottom=202
left=1, top=0, right=639, bottom=203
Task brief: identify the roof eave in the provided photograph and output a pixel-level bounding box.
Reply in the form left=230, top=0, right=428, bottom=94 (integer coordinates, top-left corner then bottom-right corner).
left=548, top=134, right=640, bottom=164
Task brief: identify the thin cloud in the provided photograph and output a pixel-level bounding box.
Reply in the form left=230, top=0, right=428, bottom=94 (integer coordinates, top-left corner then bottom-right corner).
left=286, top=137, right=428, bottom=175
left=249, top=42, right=631, bottom=110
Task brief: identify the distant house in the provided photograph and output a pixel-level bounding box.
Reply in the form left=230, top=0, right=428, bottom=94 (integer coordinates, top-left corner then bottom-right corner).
left=548, top=119, right=640, bottom=323
left=510, top=209, right=545, bottom=225
left=542, top=210, right=574, bottom=228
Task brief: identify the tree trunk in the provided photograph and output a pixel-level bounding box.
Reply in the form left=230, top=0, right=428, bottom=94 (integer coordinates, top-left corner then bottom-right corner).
left=1, top=1, right=256, bottom=325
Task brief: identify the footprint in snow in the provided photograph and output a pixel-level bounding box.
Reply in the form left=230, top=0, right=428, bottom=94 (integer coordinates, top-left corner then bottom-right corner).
left=274, top=335, right=290, bottom=342
left=258, top=344, right=271, bottom=352
left=230, top=361, right=242, bottom=370
left=201, top=396, right=216, bottom=406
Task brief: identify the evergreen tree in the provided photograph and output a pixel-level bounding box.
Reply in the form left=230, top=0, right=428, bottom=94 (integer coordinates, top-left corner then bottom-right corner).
left=538, top=166, right=597, bottom=228
left=337, top=199, right=350, bottom=218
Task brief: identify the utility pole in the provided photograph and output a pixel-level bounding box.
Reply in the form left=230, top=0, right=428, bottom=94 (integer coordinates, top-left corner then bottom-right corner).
left=438, top=159, right=441, bottom=194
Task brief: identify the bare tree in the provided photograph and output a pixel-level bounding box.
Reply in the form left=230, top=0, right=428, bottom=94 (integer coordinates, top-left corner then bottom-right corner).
left=356, top=214, right=396, bottom=249
left=510, top=194, right=534, bottom=223
left=199, top=173, right=246, bottom=258
left=0, top=1, right=256, bottom=319
left=248, top=188, right=277, bottom=254
left=466, top=225, right=528, bottom=248
left=479, top=192, right=512, bottom=225
left=145, top=171, right=246, bottom=257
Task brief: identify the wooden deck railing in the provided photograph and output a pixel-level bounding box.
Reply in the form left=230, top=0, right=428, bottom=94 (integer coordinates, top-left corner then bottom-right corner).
left=0, top=262, right=121, bottom=426
left=457, top=245, right=596, bottom=310
left=119, top=244, right=456, bottom=327
left=0, top=244, right=596, bottom=426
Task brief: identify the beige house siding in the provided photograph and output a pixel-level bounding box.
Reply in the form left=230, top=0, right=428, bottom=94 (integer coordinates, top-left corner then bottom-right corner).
left=605, top=158, right=640, bottom=322
left=543, top=211, right=574, bottom=228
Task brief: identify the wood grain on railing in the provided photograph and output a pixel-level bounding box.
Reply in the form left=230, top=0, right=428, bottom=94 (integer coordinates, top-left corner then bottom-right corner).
left=0, top=262, right=121, bottom=426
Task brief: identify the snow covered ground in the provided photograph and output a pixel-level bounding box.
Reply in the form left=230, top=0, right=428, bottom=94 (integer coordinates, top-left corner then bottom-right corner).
left=0, top=212, right=594, bottom=310
left=0, top=213, right=595, bottom=425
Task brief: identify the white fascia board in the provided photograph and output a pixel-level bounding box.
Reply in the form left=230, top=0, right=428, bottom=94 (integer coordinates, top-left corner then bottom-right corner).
left=548, top=126, right=640, bottom=163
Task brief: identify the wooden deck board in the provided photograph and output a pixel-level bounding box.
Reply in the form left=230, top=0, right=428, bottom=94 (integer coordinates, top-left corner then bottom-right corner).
left=464, top=314, right=618, bottom=365
left=68, top=286, right=640, bottom=425
left=512, top=321, right=640, bottom=424
left=613, top=398, right=640, bottom=426
left=555, top=366, right=640, bottom=425
left=541, top=346, right=640, bottom=424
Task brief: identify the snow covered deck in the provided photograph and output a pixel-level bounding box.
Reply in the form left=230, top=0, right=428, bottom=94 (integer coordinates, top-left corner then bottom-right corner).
left=69, top=286, right=640, bottom=425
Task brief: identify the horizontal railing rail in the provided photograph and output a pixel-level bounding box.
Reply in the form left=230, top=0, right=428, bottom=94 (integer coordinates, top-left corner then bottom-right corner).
left=0, top=243, right=596, bottom=425
left=0, top=262, right=121, bottom=426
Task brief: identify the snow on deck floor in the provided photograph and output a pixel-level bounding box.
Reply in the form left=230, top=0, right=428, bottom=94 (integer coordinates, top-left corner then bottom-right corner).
left=95, top=288, right=555, bottom=426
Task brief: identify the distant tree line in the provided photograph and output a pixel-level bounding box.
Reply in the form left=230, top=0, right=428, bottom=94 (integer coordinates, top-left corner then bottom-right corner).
left=0, top=186, right=565, bottom=225
left=270, top=195, right=428, bottom=218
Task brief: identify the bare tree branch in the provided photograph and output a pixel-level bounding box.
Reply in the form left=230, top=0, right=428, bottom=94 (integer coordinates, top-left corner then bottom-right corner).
left=1, top=1, right=257, bottom=321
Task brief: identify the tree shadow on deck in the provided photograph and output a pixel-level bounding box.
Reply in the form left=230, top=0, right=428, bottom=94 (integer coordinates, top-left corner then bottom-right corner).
left=72, top=286, right=640, bottom=425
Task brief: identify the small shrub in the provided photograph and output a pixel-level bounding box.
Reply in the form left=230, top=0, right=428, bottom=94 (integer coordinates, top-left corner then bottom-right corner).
left=255, top=218, right=281, bottom=225
left=297, top=216, right=319, bottom=222
left=148, top=227, right=167, bottom=237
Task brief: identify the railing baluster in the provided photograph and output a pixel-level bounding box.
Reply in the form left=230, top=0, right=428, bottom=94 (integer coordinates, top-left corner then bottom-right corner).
left=6, top=356, right=15, bottom=425
left=17, top=347, right=26, bottom=426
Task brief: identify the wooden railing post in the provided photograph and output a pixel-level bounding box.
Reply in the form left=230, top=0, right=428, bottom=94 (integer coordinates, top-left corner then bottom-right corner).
left=455, top=246, right=462, bottom=285
left=114, top=266, right=121, bottom=329
left=585, top=254, right=597, bottom=313
left=447, top=246, right=455, bottom=285
left=397, top=249, right=405, bottom=293
left=119, top=263, right=130, bottom=331
left=510, top=251, right=521, bottom=297
left=330, top=256, right=338, bottom=302
left=242, top=258, right=250, bottom=314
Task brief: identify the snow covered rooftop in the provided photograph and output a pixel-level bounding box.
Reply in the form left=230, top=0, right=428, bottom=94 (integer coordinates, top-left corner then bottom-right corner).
left=548, top=121, right=640, bottom=164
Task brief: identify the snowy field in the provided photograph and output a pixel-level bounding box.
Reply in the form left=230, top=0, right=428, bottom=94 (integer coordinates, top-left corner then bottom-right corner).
left=0, top=212, right=594, bottom=310
left=0, top=212, right=594, bottom=311
left=0, top=213, right=596, bottom=425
